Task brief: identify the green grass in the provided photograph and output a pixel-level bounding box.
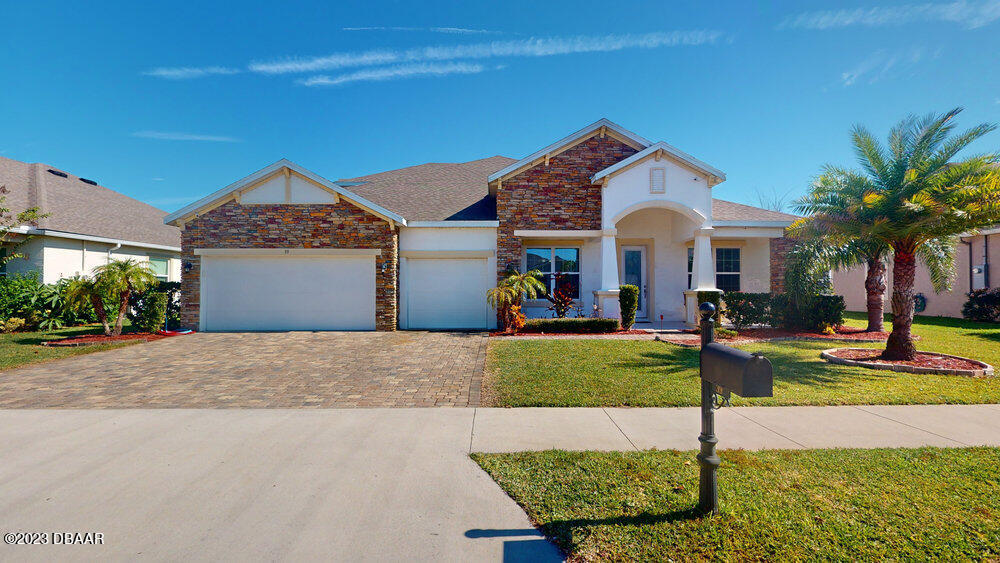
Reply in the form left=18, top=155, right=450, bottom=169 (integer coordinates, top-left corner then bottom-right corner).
left=0, top=324, right=138, bottom=371
left=485, top=313, right=1000, bottom=407
left=473, top=448, right=1000, bottom=561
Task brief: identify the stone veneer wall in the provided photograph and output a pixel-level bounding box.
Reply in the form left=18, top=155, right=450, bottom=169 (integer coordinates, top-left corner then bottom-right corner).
left=495, top=135, right=639, bottom=279
left=179, top=200, right=398, bottom=331
left=769, top=234, right=796, bottom=294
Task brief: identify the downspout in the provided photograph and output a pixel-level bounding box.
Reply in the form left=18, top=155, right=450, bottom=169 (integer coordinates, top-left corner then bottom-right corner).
left=985, top=234, right=991, bottom=288
left=107, top=241, right=121, bottom=263
left=961, top=238, right=972, bottom=291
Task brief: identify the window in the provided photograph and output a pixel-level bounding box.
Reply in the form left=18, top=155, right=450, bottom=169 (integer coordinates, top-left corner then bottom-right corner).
left=149, top=257, right=169, bottom=282
left=687, top=247, right=741, bottom=292
left=650, top=167, right=666, bottom=194
left=715, top=248, right=741, bottom=292
left=0, top=247, right=7, bottom=277
left=526, top=247, right=580, bottom=299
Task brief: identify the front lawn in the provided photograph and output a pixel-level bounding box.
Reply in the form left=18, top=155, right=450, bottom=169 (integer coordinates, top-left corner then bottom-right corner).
left=484, top=313, right=1000, bottom=407
left=473, top=448, right=1000, bottom=561
left=0, top=324, right=138, bottom=371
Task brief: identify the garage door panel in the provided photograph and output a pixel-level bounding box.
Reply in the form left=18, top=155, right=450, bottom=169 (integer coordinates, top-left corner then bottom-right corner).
left=202, top=256, right=375, bottom=331
left=406, top=258, right=488, bottom=329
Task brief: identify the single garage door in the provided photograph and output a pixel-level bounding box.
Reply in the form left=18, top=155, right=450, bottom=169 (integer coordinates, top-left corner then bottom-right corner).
left=405, top=258, right=489, bottom=329
left=201, top=254, right=376, bottom=331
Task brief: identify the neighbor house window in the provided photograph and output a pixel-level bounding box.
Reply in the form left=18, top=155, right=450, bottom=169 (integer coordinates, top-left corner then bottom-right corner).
left=149, top=257, right=169, bottom=282
left=526, top=247, right=580, bottom=299
left=0, top=247, right=7, bottom=277
left=715, top=248, right=741, bottom=292
left=650, top=167, right=666, bottom=194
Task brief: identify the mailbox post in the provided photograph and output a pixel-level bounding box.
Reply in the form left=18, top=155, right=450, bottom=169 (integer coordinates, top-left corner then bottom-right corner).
left=696, top=302, right=773, bottom=515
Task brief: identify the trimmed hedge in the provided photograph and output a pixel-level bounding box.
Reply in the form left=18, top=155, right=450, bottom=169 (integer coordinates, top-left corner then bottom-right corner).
left=132, top=292, right=168, bottom=332
left=962, top=288, right=1000, bottom=322
left=697, top=290, right=722, bottom=327
left=522, top=317, right=621, bottom=334
left=619, top=284, right=639, bottom=330
left=722, top=292, right=771, bottom=331
left=721, top=291, right=844, bottom=332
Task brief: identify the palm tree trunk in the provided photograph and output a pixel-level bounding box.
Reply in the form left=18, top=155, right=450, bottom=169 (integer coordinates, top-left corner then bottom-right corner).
left=112, top=288, right=130, bottom=336
left=864, top=256, right=886, bottom=332
left=883, top=248, right=917, bottom=360
left=90, top=294, right=111, bottom=336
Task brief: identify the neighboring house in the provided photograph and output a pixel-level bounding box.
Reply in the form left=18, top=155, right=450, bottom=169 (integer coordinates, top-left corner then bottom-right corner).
left=0, top=156, right=181, bottom=284
left=164, top=119, right=797, bottom=332
left=833, top=226, right=1000, bottom=318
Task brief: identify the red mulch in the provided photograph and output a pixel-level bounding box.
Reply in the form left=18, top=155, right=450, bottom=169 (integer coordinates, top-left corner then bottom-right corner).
left=828, top=348, right=985, bottom=371
left=728, top=326, right=892, bottom=342
left=490, top=329, right=647, bottom=337
left=42, top=332, right=170, bottom=347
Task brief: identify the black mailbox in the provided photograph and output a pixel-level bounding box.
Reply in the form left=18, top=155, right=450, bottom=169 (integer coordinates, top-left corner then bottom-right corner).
left=700, top=343, right=773, bottom=398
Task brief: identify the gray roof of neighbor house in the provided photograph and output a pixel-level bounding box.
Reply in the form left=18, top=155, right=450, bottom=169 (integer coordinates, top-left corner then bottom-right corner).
left=0, top=155, right=181, bottom=248
left=343, top=156, right=796, bottom=224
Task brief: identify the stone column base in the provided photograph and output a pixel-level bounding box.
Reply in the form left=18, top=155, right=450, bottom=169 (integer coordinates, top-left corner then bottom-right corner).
left=594, top=289, right=621, bottom=322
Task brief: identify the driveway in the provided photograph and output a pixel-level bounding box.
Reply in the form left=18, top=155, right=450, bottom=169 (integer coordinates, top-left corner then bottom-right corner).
left=0, top=332, right=487, bottom=408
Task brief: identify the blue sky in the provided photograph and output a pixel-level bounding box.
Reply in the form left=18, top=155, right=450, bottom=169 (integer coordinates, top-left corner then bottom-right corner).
left=3, top=0, right=999, bottom=212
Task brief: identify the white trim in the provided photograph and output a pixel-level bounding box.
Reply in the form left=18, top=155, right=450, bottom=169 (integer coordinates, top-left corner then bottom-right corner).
left=609, top=200, right=708, bottom=227
left=405, top=221, right=499, bottom=228
left=711, top=220, right=794, bottom=228
left=487, top=118, right=651, bottom=183
left=591, top=142, right=726, bottom=185
left=514, top=229, right=603, bottom=238
left=8, top=226, right=181, bottom=253
left=193, top=248, right=381, bottom=257
left=710, top=226, right=787, bottom=239
left=163, top=159, right=407, bottom=226
left=399, top=250, right=494, bottom=259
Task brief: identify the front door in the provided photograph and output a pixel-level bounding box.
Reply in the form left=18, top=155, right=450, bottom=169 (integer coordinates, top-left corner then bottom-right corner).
left=621, top=246, right=648, bottom=320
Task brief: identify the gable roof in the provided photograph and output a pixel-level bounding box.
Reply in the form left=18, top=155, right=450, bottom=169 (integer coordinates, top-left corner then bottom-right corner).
left=0, top=155, right=180, bottom=249
left=712, top=199, right=798, bottom=224
left=591, top=141, right=727, bottom=186
left=163, top=159, right=407, bottom=227
left=487, top=118, right=651, bottom=185
left=341, top=156, right=515, bottom=222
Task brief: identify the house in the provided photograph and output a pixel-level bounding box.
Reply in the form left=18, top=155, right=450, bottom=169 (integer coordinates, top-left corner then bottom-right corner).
left=0, top=156, right=181, bottom=284
left=833, top=226, right=1000, bottom=318
left=164, top=119, right=797, bottom=331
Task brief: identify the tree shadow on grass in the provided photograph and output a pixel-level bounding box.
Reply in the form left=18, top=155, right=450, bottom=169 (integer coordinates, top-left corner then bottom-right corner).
left=9, top=325, right=104, bottom=346
left=967, top=330, right=1000, bottom=344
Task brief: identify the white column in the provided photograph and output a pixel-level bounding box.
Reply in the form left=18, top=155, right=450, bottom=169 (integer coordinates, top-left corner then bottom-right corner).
left=692, top=227, right=716, bottom=290
left=594, top=229, right=620, bottom=319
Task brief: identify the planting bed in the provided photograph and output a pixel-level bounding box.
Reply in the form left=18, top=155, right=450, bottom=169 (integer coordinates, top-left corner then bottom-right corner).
left=822, top=347, right=994, bottom=377
left=42, top=333, right=170, bottom=347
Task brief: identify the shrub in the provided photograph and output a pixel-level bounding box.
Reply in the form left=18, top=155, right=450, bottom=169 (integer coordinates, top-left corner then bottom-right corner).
left=697, top=290, right=722, bottom=327
left=716, top=327, right=738, bottom=339
left=2, top=317, right=26, bottom=333
left=619, top=284, right=639, bottom=330
left=0, top=273, right=42, bottom=321
left=523, top=317, right=620, bottom=334
left=962, top=288, right=1000, bottom=322
left=129, top=281, right=181, bottom=329
left=132, top=292, right=168, bottom=332
left=722, top=292, right=771, bottom=331
left=772, top=293, right=845, bottom=331
left=809, top=295, right=846, bottom=330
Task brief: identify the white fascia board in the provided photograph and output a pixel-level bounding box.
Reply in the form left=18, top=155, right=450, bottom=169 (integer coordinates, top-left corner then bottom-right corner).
left=710, top=226, right=787, bottom=239
left=487, top=118, right=652, bottom=183
left=513, top=229, right=603, bottom=238
left=194, top=248, right=381, bottom=257
left=591, top=142, right=726, bottom=184
left=163, top=159, right=407, bottom=226
left=404, top=221, right=499, bottom=228
left=711, top=220, right=794, bottom=228
left=12, top=227, right=181, bottom=253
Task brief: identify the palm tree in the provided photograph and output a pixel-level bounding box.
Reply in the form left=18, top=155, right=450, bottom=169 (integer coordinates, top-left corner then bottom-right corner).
left=63, top=276, right=111, bottom=335
left=796, top=108, right=1000, bottom=360
left=93, top=259, right=158, bottom=336
left=499, top=269, right=547, bottom=304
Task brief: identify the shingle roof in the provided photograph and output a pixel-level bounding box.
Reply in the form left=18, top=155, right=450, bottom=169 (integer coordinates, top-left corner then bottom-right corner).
left=340, top=156, right=516, bottom=221
left=0, top=155, right=181, bottom=248
left=711, top=199, right=798, bottom=223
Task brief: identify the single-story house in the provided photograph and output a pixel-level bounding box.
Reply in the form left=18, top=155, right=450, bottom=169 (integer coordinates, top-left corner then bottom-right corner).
left=1, top=156, right=181, bottom=284
left=164, top=119, right=797, bottom=331
left=833, top=226, right=999, bottom=318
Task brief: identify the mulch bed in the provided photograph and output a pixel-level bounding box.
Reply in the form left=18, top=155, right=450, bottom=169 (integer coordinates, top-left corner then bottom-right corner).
left=822, top=347, right=994, bottom=377
left=490, top=329, right=648, bottom=337
left=660, top=326, right=894, bottom=347
left=41, top=333, right=170, bottom=347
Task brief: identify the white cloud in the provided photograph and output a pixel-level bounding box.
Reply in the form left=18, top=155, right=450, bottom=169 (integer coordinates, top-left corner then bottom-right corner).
left=300, top=62, right=488, bottom=86
left=132, top=131, right=242, bottom=142
left=142, top=66, right=242, bottom=80
left=781, top=0, right=1000, bottom=30
left=151, top=177, right=166, bottom=181
left=840, top=48, right=926, bottom=86
left=342, top=26, right=502, bottom=34
left=250, top=30, right=723, bottom=74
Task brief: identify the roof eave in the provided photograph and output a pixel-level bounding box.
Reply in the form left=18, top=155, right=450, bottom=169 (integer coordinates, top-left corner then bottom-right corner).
left=591, top=142, right=727, bottom=185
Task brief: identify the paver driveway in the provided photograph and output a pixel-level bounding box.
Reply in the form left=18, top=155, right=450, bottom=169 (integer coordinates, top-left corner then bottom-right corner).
left=0, top=331, right=487, bottom=408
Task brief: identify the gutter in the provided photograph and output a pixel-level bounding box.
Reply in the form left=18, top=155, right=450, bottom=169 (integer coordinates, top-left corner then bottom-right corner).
left=9, top=226, right=181, bottom=253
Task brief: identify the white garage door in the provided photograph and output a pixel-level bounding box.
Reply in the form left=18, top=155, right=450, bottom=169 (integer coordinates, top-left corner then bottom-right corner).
left=201, top=255, right=375, bottom=331
left=406, top=258, right=489, bottom=329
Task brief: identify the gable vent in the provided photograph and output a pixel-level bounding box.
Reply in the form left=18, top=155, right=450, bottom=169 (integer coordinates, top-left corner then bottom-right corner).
left=47, top=169, right=68, bottom=178
left=650, top=167, right=666, bottom=194
left=79, top=178, right=97, bottom=185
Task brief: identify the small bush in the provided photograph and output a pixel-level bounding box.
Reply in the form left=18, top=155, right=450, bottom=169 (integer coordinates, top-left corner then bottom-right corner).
left=0, top=273, right=42, bottom=321
left=132, top=292, right=168, bottom=332
left=722, top=292, right=771, bottom=331
left=2, top=317, right=26, bottom=333
left=772, top=293, right=845, bottom=331
left=962, top=288, right=1000, bottom=322
left=716, top=327, right=738, bottom=339
left=619, top=285, right=639, bottom=330
left=523, top=317, right=620, bottom=334
left=128, top=281, right=181, bottom=330
left=809, top=295, right=845, bottom=330
left=697, top=290, right=722, bottom=327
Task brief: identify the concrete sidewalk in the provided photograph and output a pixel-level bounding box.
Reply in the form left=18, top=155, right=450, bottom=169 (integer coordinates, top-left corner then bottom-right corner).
left=1, top=405, right=998, bottom=561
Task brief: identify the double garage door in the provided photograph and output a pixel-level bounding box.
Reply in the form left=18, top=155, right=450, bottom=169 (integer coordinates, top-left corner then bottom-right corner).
left=199, top=253, right=490, bottom=331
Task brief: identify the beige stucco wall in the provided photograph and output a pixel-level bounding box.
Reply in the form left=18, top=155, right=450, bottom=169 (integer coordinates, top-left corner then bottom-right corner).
left=4, top=235, right=180, bottom=284
left=832, top=233, right=999, bottom=318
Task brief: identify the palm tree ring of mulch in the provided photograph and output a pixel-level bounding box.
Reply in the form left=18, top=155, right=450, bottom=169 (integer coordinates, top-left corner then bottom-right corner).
left=821, top=347, right=994, bottom=377
left=41, top=333, right=169, bottom=347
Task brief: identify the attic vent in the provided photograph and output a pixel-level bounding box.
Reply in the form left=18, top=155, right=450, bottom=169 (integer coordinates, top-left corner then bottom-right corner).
left=47, top=169, right=68, bottom=178
left=650, top=167, right=666, bottom=194
left=79, top=178, right=97, bottom=185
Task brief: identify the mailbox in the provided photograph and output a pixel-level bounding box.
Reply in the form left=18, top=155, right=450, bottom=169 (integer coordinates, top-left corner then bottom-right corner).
left=700, top=343, right=773, bottom=398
